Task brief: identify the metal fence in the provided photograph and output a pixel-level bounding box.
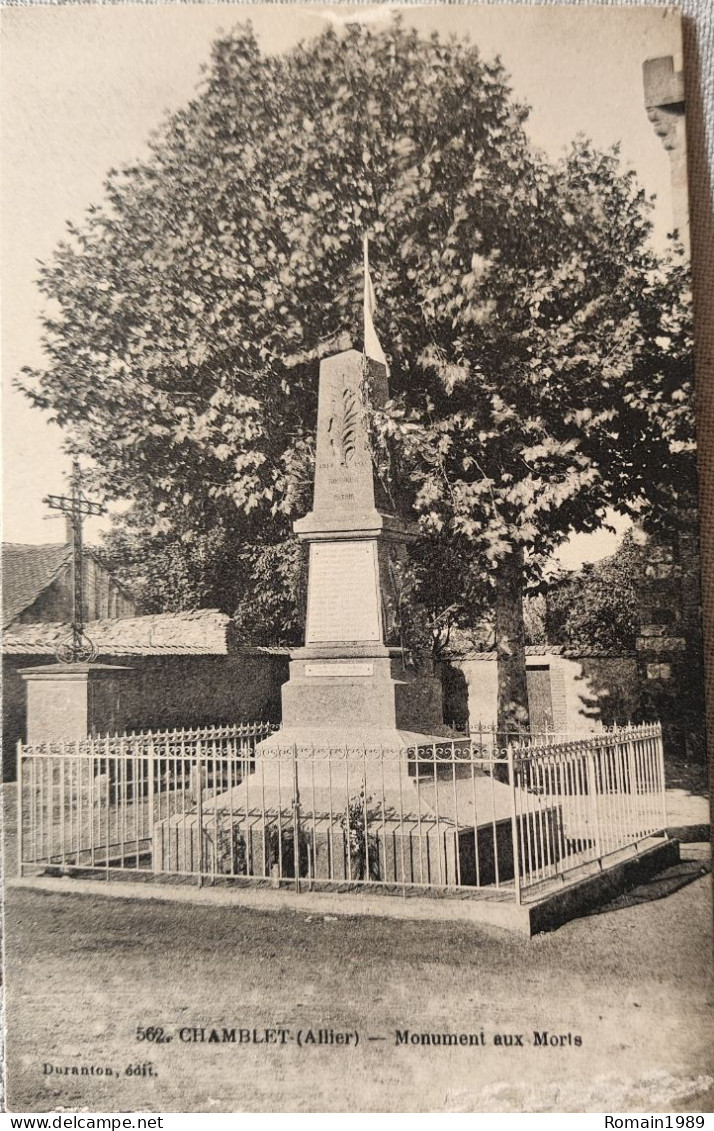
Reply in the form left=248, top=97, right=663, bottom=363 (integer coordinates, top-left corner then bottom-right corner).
left=510, top=726, right=667, bottom=895
left=17, top=722, right=667, bottom=903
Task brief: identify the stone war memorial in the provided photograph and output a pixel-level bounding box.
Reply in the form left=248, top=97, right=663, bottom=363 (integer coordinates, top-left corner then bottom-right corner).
left=15, top=267, right=679, bottom=931
left=153, top=341, right=587, bottom=904
left=15, top=281, right=679, bottom=933
left=12, top=22, right=687, bottom=937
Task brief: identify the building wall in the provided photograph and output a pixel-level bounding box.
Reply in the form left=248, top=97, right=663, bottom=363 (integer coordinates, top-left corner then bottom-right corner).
left=640, top=59, right=703, bottom=758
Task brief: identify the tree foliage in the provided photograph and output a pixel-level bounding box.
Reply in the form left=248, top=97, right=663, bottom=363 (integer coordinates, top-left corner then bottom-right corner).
left=19, top=20, right=694, bottom=683
left=545, top=530, right=644, bottom=651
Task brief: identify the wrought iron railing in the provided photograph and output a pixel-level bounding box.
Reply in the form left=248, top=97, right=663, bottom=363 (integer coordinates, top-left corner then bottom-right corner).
left=17, top=723, right=667, bottom=903
left=511, top=724, right=667, bottom=894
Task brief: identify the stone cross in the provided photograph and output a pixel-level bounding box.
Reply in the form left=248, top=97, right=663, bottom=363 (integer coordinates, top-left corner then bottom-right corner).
left=43, top=460, right=106, bottom=662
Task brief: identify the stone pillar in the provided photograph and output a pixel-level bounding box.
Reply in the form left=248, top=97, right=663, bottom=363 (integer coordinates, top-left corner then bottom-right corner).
left=643, top=56, right=688, bottom=250
left=20, top=663, right=132, bottom=744
left=641, top=59, right=704, bottom=758
left=635, top=532, right=705, bottom=760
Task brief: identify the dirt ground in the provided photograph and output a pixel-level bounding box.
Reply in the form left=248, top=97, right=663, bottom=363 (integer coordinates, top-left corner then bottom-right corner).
left=3, top=783, right=713, bottom=1114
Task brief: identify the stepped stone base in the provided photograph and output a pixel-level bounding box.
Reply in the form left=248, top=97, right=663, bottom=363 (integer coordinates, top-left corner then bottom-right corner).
left=153, top=769, right=563, bottom=890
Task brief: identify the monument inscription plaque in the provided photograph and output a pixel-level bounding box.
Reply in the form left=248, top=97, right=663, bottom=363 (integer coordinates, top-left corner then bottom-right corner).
left=304, top=662, right=374, bottom=677
left=306, top=540, right=381, bottom=643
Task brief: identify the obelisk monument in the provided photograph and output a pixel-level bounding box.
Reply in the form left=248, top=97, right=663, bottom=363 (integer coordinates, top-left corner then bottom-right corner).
left=259, top=348, right=445, bottom=761
left=185, top=348, right=522, bottom=886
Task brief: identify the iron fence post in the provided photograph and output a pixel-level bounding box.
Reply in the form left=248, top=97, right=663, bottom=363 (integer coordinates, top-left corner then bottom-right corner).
left=507, top=744, right=522, bottom=906
left=655, top=724, right=668, bottom=835
left=16, top=740, right=23, bottom=878
left=196, top=740, right=203, bottom=887
left=585, top=745, right=603, bottom=866
left=292, top=746, right=301, bottom=894
left=148, top=739, right=156, bottom=873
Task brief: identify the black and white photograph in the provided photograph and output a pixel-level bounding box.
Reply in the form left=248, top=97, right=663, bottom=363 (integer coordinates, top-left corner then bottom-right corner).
left=2, top=1, right=712, bottom=1115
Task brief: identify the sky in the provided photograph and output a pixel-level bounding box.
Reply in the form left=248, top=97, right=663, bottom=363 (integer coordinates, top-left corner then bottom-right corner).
left=1, top=2, right=683, bottom=567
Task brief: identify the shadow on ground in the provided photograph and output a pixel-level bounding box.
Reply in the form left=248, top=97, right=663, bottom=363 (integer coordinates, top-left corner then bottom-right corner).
left=584, top=852, right=711, bottom=917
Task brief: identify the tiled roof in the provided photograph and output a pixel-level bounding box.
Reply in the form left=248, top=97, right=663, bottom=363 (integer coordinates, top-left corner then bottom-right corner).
left=3, top=610, right=231, bottom=656
left=3, top=609, right=291, bottom=657
left=2, top=543, right=71, bottom=629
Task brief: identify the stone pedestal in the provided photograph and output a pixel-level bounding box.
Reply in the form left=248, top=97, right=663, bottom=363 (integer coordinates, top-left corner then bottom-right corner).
left=275, top=646, right=444, bottom=752
left=155, top=794, right=564, bottom=889
left=20, top=663, right=132, bottom=744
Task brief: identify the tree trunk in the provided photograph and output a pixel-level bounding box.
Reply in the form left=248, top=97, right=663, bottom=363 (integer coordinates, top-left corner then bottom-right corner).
left=495, top=542, right=530, bottom=741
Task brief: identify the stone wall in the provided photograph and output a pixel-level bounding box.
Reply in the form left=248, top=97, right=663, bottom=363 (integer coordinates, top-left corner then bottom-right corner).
left=3, top=650, right=289, bottom=780
left=3, top=660, right=27, bottom=778
left=119, top=654, right=288, bottom=732
left=446, top=651, right=643, bottom=736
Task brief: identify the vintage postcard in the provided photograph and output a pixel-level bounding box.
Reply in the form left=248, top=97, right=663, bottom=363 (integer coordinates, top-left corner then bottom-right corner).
left=2, top=2, right=712, bottom=1115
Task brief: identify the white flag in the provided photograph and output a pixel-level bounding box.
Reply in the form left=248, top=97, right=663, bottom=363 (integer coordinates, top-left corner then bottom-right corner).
left=363, top=235, right=388, bottom=371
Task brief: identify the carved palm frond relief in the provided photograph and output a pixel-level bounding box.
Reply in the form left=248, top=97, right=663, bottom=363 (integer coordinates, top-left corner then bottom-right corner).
left=327, top=386, right=360, bottom=467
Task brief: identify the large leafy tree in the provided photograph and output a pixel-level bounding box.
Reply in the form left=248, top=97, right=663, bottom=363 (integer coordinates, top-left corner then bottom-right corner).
left=544, top=531, right=644, bottom=652
left=19, top=19, right=694, bottom=728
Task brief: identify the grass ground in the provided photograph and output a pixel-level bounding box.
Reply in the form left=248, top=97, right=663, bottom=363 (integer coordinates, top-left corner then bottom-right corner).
left=3, top=785, right=713, bottom=1113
